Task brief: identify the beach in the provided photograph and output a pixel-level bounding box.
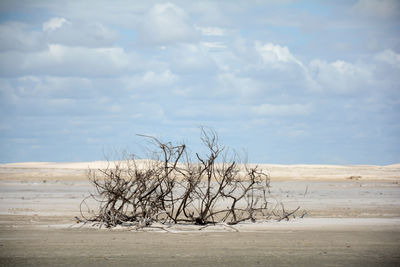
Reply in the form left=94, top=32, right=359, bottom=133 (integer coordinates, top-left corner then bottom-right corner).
left=0, top=162, right=399, bottom=266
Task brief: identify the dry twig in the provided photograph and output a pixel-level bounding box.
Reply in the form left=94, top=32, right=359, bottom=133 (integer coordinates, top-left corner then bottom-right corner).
left=80, top=128, right=300, bottom=228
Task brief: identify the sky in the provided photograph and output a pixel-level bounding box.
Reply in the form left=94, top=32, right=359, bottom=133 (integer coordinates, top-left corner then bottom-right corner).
left=0, top=0, right=399, bottom=165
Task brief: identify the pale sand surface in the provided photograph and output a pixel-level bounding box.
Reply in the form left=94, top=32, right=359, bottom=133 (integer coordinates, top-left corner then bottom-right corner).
left=1, top=161, right=399, bottom=181
left=0, top=161, right=399, bottom=266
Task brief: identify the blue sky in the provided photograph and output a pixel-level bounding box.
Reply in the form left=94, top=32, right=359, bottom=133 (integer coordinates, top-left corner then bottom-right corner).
left=0, top=0, right=399, bottom=164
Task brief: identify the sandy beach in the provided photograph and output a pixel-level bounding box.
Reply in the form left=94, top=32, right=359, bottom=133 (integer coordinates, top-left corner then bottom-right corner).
left=2, top=0, right=400, bottom=265
left=0, top=162, right=399, bottom=266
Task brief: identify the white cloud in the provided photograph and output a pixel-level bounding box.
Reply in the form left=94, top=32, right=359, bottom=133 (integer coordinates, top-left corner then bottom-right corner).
left=1, top=0, right=399, bottom=164
left=331, top=60, right=364, bottom=75
left=43, top=17, right=69, bottom=31
left=255, top=42, right=308, bottom=76
left=43, top=45, right=132, bottom=74
left=216, top=72, right=261, bottom=97
left=255, top=42, right=304, bottom=68
left=143, top=70, right=178, bottom=84
left=138, top=2, right=199, bottom=45
left=309, top=59, right=371, bottom=93
left=123, top=70, right=179, bottom=90
left=197, top=26, right=225, bottom=36
left=202, top=42, right=226, bottom=49
left=45, top=20, right=117, bottom=48
left=168, top=43, right=217, bottom=73
left=0, top=17, right=117, bottom=53
left=253, top=41, right=313, bottom=88
left=252, top=103, right=311, bottom=116
left=247, top=41, right=319, bottom=91
left=0, top=45, right=143, bottom=77
left=375, top=49, right=400, bottom=68
left=256, top=42, right=293, bottom=63
left=15, top=76, right=94, bottom=98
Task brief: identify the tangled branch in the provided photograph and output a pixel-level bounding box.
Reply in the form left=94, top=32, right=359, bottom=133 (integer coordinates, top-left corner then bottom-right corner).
left=80, top=128, right=299, bottom=228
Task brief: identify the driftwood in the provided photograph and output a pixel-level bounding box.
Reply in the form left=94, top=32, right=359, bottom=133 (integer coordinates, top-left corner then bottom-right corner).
left=79, top=128, right=300, bottom=228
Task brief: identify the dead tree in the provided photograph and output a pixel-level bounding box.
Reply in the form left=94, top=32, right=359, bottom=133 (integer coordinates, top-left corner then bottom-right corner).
left=80, top=128, right=299, bottom=227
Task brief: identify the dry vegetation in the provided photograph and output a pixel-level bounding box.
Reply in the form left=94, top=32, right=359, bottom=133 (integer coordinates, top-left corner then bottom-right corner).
left=79, top=128, right=300, bottom=228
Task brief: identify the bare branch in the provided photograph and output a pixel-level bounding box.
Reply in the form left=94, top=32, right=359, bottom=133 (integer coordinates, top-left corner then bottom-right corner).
left=80, top=129, right=301, bottom=228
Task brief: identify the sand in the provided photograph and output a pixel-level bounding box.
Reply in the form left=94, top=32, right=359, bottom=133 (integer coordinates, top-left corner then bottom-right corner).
left=0, top=161, right=399, bottom=266
left=1, top=161, right=399, bottom=181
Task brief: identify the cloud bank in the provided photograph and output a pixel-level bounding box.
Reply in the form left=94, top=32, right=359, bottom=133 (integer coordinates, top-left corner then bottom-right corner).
left=0, top=1, right=399, bottom=164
